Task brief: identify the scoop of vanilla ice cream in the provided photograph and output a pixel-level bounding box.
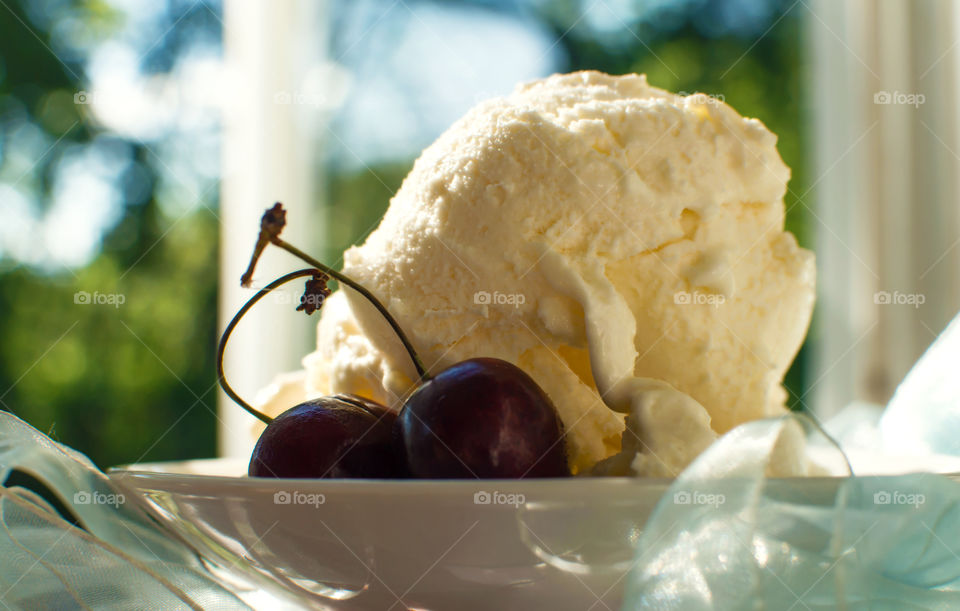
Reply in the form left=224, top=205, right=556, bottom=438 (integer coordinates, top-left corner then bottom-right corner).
left=261, top=71, right=815, bottom=476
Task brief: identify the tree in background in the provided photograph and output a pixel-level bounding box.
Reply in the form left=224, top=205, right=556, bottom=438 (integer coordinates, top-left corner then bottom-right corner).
left=0, top=0, right=221, bottom=467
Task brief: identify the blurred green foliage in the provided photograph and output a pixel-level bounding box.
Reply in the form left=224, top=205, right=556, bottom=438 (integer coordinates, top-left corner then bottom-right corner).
left=0, top=207, right=219, bottom=467
left=0, top=0, right=811, bottom=469
left=0, top=0, right=220, bottom=468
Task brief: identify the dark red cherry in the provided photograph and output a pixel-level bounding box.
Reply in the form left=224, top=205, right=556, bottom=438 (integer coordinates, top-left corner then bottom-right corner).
left=249, top=394, right=402, bottom=478
left=396, top=358, right=570, bottom=478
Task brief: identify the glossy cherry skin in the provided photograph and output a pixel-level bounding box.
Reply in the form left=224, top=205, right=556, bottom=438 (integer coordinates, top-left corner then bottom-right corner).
left=249, top=394, right=402, bottom=478
left=396, top=357, right=570, bottom=478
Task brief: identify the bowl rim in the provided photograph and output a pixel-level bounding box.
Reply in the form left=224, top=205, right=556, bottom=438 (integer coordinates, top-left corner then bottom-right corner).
left=107, top=457, right=960, bottom=497
left=108, top=467, right=676, bottom=487
left=106, top=458, right=871, bottom=490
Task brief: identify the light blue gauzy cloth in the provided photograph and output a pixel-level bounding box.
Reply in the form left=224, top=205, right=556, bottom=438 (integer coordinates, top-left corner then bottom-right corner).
left=0, top=411, right=250, bottom=610
left=882, top=313, right=960, bottom=457
left=626, top=310, right=960, bottom=610
left=622, top=415, right=960, bottom=610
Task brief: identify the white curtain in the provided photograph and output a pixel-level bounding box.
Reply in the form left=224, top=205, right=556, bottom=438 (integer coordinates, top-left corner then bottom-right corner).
left=811, top=0, right=960, bottom=418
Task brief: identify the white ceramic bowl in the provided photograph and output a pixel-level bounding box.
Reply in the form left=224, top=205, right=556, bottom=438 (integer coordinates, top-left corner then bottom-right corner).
left=109, top=452, right=960, bottom=610
left=109, top=459, right=672, bottom=610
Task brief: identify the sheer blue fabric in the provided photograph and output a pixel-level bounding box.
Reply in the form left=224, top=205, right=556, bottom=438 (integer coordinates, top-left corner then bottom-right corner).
left=0, top=412, right=250, bottom=610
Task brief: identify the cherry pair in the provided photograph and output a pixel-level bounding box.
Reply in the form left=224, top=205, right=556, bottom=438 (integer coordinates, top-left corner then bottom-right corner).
left=219, top=204, right=569, bottom=480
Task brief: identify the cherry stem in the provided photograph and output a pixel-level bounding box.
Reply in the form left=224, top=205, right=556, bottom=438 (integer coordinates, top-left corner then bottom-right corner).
left=217, top=269, right=322, bottom=425
left=240, top=203, right=430, bottom=381
left=270, top=238, right=430, bottom=381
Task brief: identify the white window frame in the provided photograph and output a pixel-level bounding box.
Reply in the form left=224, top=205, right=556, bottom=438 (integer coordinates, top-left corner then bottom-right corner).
left=218, top=1, right=328, bottom=458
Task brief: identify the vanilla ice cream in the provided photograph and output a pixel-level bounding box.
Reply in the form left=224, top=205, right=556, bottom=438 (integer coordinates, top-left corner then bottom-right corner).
left=257, top=71, right=815, bottom=476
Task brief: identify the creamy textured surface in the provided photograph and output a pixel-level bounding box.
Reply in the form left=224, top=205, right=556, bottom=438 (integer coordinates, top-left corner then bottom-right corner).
left=256, top=71, right=815, bottom=476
